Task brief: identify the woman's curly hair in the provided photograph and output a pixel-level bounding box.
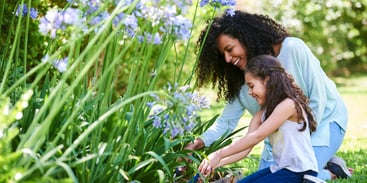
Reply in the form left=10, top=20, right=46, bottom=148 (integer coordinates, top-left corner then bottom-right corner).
left=245, top=55, right=317, bottom=133
left=195, top=10, right=289, bottom=102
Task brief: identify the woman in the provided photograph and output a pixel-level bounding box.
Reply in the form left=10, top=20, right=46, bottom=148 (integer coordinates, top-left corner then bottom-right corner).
left=185, top=10, right=351, bottom=180
left=199, top=55, right=319, bottom=182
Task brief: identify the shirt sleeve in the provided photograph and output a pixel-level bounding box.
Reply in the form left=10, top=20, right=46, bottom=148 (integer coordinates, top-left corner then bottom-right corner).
left=288, top=38, right=327, bottom=124
left=201, top=97, right=246, bottom=147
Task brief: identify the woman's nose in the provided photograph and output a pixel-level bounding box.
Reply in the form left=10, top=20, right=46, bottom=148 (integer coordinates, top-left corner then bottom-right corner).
left=224, top=53, right=231, bottom=63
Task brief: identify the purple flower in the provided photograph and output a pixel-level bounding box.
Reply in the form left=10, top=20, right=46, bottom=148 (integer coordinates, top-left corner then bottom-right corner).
left=124, top=15, right=138, bottom=30
left=137, top=35, right=145, bottom=43
left=38, top=9, right=63, bottom=38
left=29, top=8, right=39, bottom=19
left=153, top=107, right=163, bottom=115
left=173, top=0, right=192, bottom=14
left=171, top=125, right=183, bottom=138
left=152, top=116, right=161, bottom=128
left=42, top=54, right=69, bottom=73
left=90, top=11, right=110, bottom=26
left=200, top=0, right=210, bottom=7
left=15, top=4, right=38, bottom=19
left=53, top=57, right=68, bottom=73
left=150, top=93, right=160, bottom=100
left=62, top=8, right=82, bottom=25
left=41, top=54, right=49, bottom=63
left=152, top=33, right=162, bottom=45
left=200, top=0, right=236, bottom=8
left=171, top=15, right=192, bottom=40
left=86, top=0, right=101, bottom=15
left=163, top=5, right=177, bottom=18
left=146, top=102, right=156, bottom=108
left=113, top=13, right=125, bottom=27
left=226, top=8, right=236, bottom=17
left=186, top=105, right=194, bottom=117
left=220, top=0, right=236, bottom=6
left=138, top=32, right=162, bottom=45
left=184, top=121, right=196, bottom=131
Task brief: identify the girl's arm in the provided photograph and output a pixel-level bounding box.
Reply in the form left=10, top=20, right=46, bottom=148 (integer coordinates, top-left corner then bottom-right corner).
left=215, top=110, right=263, bottom=167
left=199, top=98, right=296, bottom=175
left=217, top=148, right=252, bottom=167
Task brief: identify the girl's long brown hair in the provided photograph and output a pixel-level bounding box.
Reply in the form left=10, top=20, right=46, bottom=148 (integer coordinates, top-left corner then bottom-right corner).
left=244, top=55, right=317, bottom=133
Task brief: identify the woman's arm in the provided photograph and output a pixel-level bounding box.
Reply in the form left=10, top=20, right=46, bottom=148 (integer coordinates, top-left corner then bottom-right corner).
left=199, top=97, right=247, bottom=147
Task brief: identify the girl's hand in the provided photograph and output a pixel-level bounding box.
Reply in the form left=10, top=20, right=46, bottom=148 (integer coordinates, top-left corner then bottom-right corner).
left=198, top=152, right=220, bottom=176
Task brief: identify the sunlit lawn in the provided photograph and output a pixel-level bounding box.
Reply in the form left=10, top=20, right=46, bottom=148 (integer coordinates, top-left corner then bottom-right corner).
left=329, top=75, right=367, bottom=182
left=198, top=75, right=367, bottom=182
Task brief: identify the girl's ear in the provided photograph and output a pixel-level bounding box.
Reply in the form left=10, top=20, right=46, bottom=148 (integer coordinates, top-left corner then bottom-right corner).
left=264, top=76, right=270, bottom=85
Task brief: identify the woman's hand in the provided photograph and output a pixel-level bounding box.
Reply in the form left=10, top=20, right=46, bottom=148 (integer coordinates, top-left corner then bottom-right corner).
left=198, top=152, right=221, bottom=176
left=176, top=138, right=205, bottom=174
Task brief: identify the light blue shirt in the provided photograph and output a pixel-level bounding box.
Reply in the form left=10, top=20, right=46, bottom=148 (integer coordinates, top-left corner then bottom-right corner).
left=201, top=37, right=348, bottom=157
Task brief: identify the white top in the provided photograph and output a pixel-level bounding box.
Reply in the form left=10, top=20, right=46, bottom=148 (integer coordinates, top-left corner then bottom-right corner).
left=263, top=111, right=319, bottom=173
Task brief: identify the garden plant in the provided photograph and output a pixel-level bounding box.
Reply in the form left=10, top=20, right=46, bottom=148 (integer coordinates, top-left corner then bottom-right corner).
left=1, top=0, right=366, bottom=183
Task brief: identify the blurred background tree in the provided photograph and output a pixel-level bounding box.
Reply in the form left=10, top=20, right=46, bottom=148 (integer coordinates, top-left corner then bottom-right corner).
left=237, top=0, right=367, bottom=76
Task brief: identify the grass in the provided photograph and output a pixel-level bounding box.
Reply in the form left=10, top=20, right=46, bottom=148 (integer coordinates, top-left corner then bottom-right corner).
left=329, top=75, right=367, bottom=182
left=198, top=75, right=367, bottom=182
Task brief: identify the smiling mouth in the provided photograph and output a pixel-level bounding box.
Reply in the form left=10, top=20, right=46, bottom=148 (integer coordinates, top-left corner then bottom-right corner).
left=233, top=59, right=240, bottom=66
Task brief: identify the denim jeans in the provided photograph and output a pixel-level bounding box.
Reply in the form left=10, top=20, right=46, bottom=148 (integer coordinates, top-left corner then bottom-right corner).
left=258, top=122, right=345, bottom=180
left=237, top=167, right=317, bottom=183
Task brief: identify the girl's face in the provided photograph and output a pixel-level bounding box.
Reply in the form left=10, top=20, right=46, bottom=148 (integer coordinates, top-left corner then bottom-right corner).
left=245, top=72, right=268, bottom=106
left=216, top=34, right=248, bottom=70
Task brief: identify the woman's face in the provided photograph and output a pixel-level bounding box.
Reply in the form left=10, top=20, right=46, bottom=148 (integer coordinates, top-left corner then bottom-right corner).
left=216, top=34, right=248, bottom=70
left=245, top=72, right=268, bottom=106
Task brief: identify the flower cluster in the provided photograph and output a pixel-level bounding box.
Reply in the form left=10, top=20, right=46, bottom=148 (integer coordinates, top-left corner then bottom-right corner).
left=200, top=0, right=236, bottom=16
left=39, top=8, right=83, bottom=38
left=15, top=4, right=38, bottom=19
left=36, top=0, right=236, bottom=73
left=38, top=0, right=193, bottom=43
left=147, top=83, right=209, bottom=138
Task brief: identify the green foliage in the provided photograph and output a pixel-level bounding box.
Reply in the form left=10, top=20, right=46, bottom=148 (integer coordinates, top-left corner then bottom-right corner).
left=261, top=0, right=367, bottom=75
left=0, top=0, right=238, bottom=182
left=0, top=0, right=45, bottom=80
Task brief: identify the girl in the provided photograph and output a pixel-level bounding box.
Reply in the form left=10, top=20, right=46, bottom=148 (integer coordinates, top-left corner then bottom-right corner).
left=198, top=55, right=318, bottom=182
